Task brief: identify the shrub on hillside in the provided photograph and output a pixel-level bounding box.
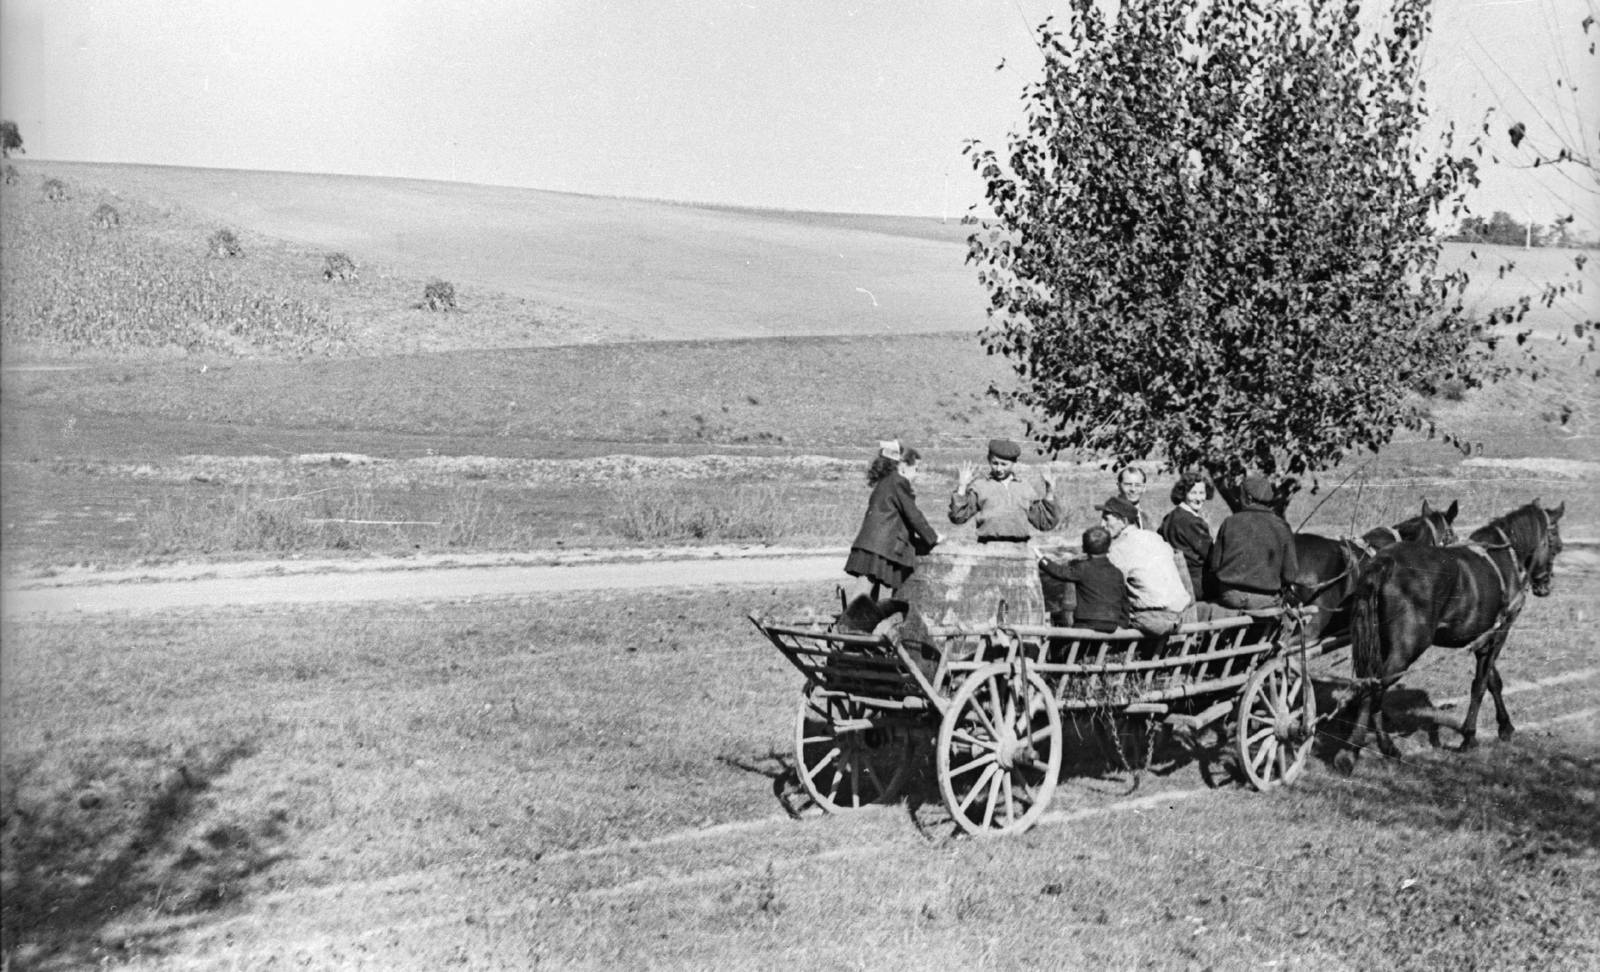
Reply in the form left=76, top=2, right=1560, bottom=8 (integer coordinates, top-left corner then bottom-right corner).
left=41, top=178, right=67, bottom=202
left=421, top=279, right=457, bottom=312
left=91, top=203, right=121, bottom=229
left=322, top=252, right=357, bottom=282
left=208, top=228, right=243, bottom=259
left=2, top=164, right=18, bottom=186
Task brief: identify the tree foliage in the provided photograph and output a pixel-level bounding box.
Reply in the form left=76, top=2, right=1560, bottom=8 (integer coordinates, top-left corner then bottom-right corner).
left=1, top=120, right=22, bottom=158
left=966, top=0, right=1503, bottom=494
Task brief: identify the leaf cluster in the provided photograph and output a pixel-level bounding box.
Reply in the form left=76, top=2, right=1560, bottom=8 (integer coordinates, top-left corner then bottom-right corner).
left=966, top=0, right=1501, bottom=486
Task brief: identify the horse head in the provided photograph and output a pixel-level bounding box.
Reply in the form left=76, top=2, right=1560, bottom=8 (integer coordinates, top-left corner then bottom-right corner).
left=1414, top=499, right=1460, bottom=546
left=1526, top=499, right=1565, bottom=597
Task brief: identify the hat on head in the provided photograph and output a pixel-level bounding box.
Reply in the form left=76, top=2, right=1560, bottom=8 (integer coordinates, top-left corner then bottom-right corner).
left=987, top=438, right=1021, bottom=461
left=878, top=439, right=903, bottom=462
left=1095, top=495, right=1140, bottom=523
left=1242, top=475, right=1275, bottom=505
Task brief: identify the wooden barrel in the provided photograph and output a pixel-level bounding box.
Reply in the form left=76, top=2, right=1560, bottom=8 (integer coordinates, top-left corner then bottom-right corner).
left=900, top=542, right=1047, bottom=627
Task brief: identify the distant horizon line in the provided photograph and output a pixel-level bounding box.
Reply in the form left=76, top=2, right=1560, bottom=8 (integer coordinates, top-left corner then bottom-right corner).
left=8, top=156, right=975, bottom=224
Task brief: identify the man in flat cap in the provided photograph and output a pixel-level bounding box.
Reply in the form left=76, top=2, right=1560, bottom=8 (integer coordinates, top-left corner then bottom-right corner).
left=1097, top=493, right=1192, bottom=635
left=1207, top=474, right=1299, bottom=610
left=949, top=438, right=1060, bottom=543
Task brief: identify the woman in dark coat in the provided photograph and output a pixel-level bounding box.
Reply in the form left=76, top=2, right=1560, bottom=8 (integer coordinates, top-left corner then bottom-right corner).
left=1158, top=472, right=1214, bottom=599
left=844, top=441, right=941, bottom=598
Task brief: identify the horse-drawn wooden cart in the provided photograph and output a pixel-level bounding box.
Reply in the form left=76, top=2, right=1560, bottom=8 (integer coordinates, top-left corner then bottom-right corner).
left=751, top=591, right=1350, bottom=835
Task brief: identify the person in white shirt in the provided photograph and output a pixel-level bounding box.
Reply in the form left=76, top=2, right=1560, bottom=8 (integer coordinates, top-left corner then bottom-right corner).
left=1097, top=495, right=1191, bottom=635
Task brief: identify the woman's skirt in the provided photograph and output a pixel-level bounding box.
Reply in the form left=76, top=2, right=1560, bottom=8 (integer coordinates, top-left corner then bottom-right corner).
left=844, top=547, right=911, bottom=592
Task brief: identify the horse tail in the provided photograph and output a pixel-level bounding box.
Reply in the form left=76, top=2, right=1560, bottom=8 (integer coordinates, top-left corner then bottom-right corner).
left=1350, top=554, right=1392, bottom=680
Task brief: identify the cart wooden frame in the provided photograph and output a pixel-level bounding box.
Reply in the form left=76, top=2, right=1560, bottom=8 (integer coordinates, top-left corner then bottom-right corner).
left=751, top=607, right=1349, bottom=835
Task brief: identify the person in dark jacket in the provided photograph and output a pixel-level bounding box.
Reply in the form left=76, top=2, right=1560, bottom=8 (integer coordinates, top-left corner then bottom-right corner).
left=844, top=440, right=941, bottom=599
left=1207, top=474, right=1298, bottom=610
left=1038, top=526, right=1128, bottom=632
left=1158, top=472, right=1214, bottom=599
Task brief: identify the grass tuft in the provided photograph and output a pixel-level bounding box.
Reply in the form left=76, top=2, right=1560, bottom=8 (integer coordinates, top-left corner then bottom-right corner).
left=321, top=252, right=357, bottom=282
left=421, top=279, right=456, bottom=312
left=206, top=228, right=242, bottom=259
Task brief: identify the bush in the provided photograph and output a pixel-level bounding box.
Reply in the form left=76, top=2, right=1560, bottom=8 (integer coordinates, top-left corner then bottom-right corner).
left=41, top=177, right=67, bottom=202
left=2, top=164, right=18, bottom=186
left=322, top=252, right=357, bottom=282
left=91, top=203, right=121, bottom=229
left=207, top=228, right=243, bottom=259
left=421, top=279, right=457, bottom=312
left=1437, top=378, right=1468, bottom=402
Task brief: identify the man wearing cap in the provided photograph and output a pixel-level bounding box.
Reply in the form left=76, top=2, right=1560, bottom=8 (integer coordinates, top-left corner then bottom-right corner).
left=1207, top=475, right=1299, bottom=610
left=1098, top=494, right=1192, bottom=635
left=949, top=439, right=1061, bottom=542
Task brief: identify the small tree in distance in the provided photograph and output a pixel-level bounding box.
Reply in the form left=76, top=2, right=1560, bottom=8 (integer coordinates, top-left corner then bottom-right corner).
left=1, top=121, right=22, bottom=158
left=966, top=0, right=1513, bottom=503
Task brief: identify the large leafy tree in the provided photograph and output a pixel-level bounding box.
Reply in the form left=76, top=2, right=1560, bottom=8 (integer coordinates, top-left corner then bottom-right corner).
left=1, top=121, right=22, bottom=158
left=966, top=0, right=1501, bottom=500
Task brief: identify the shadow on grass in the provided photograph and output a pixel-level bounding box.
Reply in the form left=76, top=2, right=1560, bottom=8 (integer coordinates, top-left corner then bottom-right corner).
left=1, top=737, right=287, bottom=970
left=1307, top=678, right=1600, bottom=856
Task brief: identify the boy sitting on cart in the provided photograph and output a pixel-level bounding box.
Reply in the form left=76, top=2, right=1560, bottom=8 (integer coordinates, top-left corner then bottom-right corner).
left=1038, top=526, right=1128, bottom=633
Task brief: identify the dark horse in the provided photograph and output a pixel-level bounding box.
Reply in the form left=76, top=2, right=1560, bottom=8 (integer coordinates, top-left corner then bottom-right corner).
left=1337, top=499, right=1565, bottom=772
left=1291, top=499, right=1460, bottom=639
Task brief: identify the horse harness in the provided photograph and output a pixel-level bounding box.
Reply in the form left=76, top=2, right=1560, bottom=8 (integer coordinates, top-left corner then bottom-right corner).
left=1454, top=527, right=1528, bottom=654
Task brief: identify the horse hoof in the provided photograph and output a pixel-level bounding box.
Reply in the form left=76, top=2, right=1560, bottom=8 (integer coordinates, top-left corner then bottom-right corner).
left=1499, top=728, right=1515, bottom=743
left=1457, top=737, right=1478, bottom=752
left=1333, top=751, right=1356, bottom=775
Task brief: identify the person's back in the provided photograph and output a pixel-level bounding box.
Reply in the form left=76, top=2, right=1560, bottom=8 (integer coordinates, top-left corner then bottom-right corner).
left=1208, top=475, right=1298, bottom=610
left=1107, top=526, right=1192, bottom=615
left=1039, top=526, right=1128, bottom=633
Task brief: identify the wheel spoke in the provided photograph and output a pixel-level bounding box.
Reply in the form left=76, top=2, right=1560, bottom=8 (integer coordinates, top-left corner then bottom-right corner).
left=850, top=756, right=862, bottom=808
left=1003, top=773, right=1016, bottom=827
left=802, top=734, right=835, bottom=745
left=1276, top=739, right=1290, bottom=779
left=1027, top=724, right=1056, bottom=745
left=966, top=693, right=1001, bottom=740
left=980, top=767, right=1003, bottom=829
left=864, top=762, right=886, bottom=799
left=806, top=746, right=840, bottom=782
left=1247, top=725, right=1275, bottom=745
left=1252, top=737, right=1276, bottom=774
left=953, top=727, right=996, bottom=750
left=950, top=751, right=999, bottom=779
left=984, top=679, right=1006, bottom=734
left=959, top=764, right=998, bottom=813
left=828, top=762, right=843, bottom=803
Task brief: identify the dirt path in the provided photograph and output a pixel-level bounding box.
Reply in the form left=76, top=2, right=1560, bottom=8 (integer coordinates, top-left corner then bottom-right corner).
left=1, top=545, right=851, bottom=616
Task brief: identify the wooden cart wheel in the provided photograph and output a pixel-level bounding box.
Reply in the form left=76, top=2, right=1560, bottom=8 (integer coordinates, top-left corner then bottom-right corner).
left=1235, top=658, right=1316, bottom=791
left=937, top=663, right=1062, bottom=836
left=794, top=687, right=913, bottom=813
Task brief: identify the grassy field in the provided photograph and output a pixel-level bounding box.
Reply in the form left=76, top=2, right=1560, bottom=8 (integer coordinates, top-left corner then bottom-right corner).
left=2, top=583, right=1595, bottom=970
left=2, top=161, right=1597, bottom=969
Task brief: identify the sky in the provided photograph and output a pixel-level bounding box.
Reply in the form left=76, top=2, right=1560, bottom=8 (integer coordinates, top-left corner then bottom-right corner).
left=1, top=0, right=1595, bottom=229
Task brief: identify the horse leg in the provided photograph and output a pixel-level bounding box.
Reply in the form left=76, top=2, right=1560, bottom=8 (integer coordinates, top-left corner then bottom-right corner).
left=1372, top=681, right=1402, bottom=760
left=1458, top=647, right=1495, bottom=751
left=1484, top=631, right=1516, bottom=742
left=1334, top=685, right=1373, bottom=775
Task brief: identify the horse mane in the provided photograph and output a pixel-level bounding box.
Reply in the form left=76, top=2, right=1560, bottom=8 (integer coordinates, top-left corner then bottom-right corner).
left=1467, top=503, right=1543, bottom=555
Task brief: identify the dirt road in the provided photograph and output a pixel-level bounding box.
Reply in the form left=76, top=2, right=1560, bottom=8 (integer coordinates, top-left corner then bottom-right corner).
left=1, top=545, right=851, bottom=616
left=7, top=542, right=1598, bottom=617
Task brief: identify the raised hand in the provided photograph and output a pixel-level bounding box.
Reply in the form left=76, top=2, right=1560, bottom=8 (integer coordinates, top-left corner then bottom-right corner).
left=957, top=461, right=977, bottom=493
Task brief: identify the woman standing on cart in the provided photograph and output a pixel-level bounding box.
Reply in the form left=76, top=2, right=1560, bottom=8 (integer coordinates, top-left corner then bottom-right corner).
left=844, top=440, right=942, bottom=600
